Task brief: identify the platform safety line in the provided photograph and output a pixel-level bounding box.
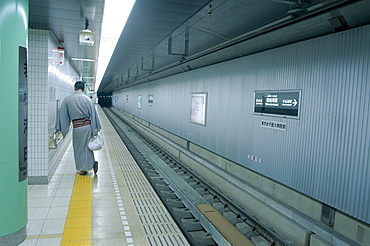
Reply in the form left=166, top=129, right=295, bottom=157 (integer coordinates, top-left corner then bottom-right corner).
left=60, top=174, right=93, bottom=246
left=101, top=128, right=135, bottom=245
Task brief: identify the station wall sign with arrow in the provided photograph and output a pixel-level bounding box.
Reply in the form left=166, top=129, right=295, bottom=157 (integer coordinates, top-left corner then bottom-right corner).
left=254, top=90, right=301, bottom=119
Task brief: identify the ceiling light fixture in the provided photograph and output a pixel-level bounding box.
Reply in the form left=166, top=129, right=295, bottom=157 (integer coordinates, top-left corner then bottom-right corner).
left=71, top=58, right=96, bottom=62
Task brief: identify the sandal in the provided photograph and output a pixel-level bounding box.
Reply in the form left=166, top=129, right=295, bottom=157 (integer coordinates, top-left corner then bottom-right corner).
left=93, top=161, right=98, bottom=174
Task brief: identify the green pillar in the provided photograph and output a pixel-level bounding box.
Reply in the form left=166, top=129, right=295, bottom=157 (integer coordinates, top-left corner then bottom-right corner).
left=0, top=0, right=29, bottom=245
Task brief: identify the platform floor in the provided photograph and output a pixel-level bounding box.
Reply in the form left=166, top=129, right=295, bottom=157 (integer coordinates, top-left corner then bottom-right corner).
left=20, top=106, right=189, bottom=246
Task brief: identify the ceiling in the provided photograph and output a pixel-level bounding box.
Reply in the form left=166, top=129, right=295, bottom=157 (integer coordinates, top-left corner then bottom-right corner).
left=28, top=0, right=370, bottom=95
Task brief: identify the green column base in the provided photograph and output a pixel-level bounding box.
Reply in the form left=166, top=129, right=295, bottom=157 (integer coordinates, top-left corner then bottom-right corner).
left=0, top=226, right=26, bottom=246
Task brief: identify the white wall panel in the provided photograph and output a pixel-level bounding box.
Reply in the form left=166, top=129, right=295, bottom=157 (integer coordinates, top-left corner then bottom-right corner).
left=28, top=29, right=78, bottom=183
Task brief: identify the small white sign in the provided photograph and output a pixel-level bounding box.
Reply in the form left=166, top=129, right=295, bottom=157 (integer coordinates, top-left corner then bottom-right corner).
left=261, top=120, right=287, bottom=131
left=248, top=154, right=261, bottom=163
left=58, top=47, right=64, bottom=65
left=138, top=95, right=142, bottom=108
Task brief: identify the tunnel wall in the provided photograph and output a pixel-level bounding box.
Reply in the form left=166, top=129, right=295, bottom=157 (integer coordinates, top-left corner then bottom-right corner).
left=112, top=25, right=370, bottom=228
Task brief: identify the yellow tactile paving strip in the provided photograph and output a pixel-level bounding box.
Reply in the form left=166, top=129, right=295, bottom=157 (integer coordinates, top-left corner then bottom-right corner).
left=61, top=174, right=93, bottom=245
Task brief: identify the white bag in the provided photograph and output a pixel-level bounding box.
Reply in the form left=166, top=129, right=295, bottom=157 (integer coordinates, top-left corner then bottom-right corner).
left=88, top=133, right=104, bottom=151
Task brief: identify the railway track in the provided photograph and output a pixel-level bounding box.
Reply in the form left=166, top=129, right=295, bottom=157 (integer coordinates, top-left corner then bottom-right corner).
left=103, top=107, right=293, bottom=246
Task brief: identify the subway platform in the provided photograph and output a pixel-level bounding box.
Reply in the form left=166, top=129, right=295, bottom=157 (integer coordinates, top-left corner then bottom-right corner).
left=20, top=106, right=189, bottom=246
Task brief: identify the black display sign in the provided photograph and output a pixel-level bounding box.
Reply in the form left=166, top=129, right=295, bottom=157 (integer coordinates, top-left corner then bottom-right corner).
left=19, top=46, right=28, bottom=182
left=254, top=90, right=301, bottom=118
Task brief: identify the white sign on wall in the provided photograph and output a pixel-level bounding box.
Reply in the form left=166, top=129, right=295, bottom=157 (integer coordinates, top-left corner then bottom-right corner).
left=138, top=95, right=142, bottom=108
left=190, top=92, right=207, bottom=125
left=148, top=95, right=153, bottom=107
left=261, top=120, right=287, bottom=131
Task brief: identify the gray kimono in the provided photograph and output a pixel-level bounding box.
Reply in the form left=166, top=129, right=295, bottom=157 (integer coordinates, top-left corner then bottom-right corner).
left=56, top=91, right=102, bottom=171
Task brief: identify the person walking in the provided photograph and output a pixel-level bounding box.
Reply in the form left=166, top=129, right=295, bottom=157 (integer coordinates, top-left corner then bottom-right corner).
left=56, top=81, right=102, bottom=175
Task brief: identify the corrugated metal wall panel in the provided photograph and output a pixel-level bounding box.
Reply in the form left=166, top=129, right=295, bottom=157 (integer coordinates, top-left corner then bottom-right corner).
left=112, top=25, right=370, bottom=223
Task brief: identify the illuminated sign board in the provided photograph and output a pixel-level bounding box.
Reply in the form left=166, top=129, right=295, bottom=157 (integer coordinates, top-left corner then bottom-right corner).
left=190, top=92, right=207, bottom=125
left=19, top=46, right=28, bottom=182
left=254, top=90, right=301, bottom=119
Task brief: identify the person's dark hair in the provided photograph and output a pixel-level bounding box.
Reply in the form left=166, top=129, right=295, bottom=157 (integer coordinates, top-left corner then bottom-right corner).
left=74, top=81, right=85, bottom=91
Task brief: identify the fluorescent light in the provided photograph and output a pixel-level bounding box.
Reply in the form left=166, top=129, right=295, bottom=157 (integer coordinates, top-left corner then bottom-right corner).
left=95, top=0, right=135, bottom=92
left=71, top=58, right=96, bottom=62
